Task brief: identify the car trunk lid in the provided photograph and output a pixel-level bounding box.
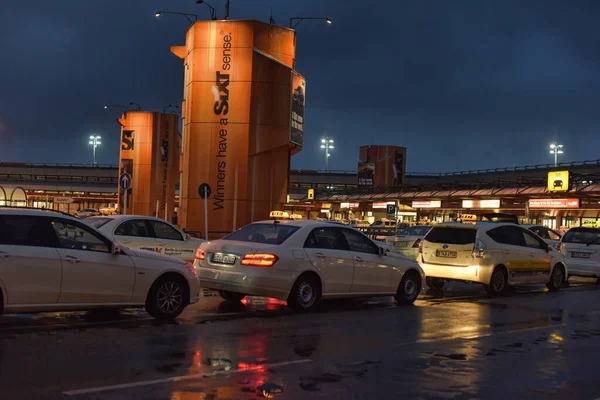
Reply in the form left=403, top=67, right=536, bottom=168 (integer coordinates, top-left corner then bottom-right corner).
left=421, top=225, right=477, bottom=266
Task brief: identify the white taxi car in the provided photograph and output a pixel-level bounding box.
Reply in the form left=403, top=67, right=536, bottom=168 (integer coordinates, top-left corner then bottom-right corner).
left=522, top=224, right=562, bottom=248
left=87, top=215, right=205, bottom=262
left=418, top=222, right=566, bottom=295
left=558, top=227, right=600, bottom=283
left=194, top=220, right=425, bottom=311
left=385, top=225, right=433, bottom=260
left=0, top=208, right=200, bottom=319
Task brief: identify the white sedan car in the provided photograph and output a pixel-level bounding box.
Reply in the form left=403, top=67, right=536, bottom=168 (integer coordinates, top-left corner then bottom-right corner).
left=0, top=208, right=200, bottom=319
left=558, top=227, right=600, bottom=282
left=87, top=215, right=205, bottom=262
left=194, top=220, right=425, bottom=311
left=385, top=225, right=433, bottom=260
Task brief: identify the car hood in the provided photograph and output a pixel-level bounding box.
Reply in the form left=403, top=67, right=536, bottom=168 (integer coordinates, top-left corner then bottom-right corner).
left=124, top=247, right=186, bottom=265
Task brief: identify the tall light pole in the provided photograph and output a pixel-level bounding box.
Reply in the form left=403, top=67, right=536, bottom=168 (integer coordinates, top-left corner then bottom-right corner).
left=549, top=142, right=564, bottom=166
left=89, top=134, right=101, bottom=165
left=320, top=137, right=334, bottom=172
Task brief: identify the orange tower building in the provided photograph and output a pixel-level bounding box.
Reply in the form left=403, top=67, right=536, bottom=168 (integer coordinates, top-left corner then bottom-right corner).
left=171, top=20, right=304, bottom=237
left=117, top=112, right=180, bottom=221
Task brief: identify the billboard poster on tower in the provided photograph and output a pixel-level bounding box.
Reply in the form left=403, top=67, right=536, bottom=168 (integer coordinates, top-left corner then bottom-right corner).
left=290, top=71, right=306, bottom=146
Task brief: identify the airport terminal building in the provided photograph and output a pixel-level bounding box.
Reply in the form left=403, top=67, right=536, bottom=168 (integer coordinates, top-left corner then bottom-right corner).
left=2, top=157, right=600, bottom=231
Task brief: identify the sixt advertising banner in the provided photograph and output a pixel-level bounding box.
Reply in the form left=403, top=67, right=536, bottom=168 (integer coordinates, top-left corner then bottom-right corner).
left=358, top=163, right=375, bottom=187
left=358, top=145, right=406, bottom=188
left=290, top=71, right=306, bottom=146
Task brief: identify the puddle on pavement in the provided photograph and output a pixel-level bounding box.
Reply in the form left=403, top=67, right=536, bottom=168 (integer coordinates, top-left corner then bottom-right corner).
left=298, top=360, right=381, bottom=392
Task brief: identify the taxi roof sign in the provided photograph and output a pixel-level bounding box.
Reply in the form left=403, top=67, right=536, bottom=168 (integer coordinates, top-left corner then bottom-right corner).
left=269, top=211, right=289, bottom=219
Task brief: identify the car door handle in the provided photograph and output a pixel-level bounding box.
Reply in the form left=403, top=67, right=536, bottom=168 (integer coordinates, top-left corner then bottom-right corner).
left=65, top=256, right=79, bottom=263
left=354, top=256, right=364, bottom=262
left=315, top=252, right=326, bottom=258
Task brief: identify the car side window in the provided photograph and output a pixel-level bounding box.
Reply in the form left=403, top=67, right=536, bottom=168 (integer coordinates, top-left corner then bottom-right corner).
left=547, top=229, right=561, bottom=241
left=114, top=220, right=151, bottom=237
left=487, top=226, right=526, bottom=246
left=149, top=220, right=183, bottom=241
left=304, top=227, right=348, bottom=250
left=529, top=227, right=548, bottom=239
left=0, top=215, right=58, bottom=248
left=341, top=228, right=379, bottom=255
left=51, top=219, right=110, bottom=253
left=522, top=229, right=546, bottom=250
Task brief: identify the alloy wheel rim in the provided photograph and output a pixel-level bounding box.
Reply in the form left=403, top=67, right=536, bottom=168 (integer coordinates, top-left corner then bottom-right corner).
left=404, top=277, right=417, bottom=299
left=553, top=268, right=564, bottom=287
left=157, top=282, right=183, bottom=314
left=297, top=281, right=315, bottom=307
left=493, top=271, right=505, bottom=292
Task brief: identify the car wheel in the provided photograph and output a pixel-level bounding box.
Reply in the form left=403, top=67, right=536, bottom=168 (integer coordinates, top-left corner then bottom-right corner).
left=219, top=290, right=246, bottom=302
left=287, top=274, right=321, bottom=312
left=486, top=267, right=508, bottom=296
left=425, top=277, right=445, bottom=291
left=395, top=271, right=421, bottom=305
left=145, top=275, right=188, bottom=320
left=546, top=264, right=565, bottom=292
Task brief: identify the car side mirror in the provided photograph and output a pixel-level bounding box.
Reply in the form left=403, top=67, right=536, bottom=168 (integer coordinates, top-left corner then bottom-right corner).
left=546, top=244, right=552, bottom=252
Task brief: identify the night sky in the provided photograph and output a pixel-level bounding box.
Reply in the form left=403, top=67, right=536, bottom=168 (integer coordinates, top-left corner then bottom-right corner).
left=1, top=0, right=599, bottom=173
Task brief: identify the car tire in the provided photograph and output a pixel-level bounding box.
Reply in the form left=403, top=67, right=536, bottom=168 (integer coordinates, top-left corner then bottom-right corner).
left=546, top=264, right=565, bottom=292
left=425, top=277, right=445, bottom=291
left=145, top=275, right=188, bottom=320
left=395, top=271, right=421, bottom=305
left=486, top=266, right=508, bottom=296
left=287, top=274, right=321, bottom=312
left=219, top=290, right=246, bottom=302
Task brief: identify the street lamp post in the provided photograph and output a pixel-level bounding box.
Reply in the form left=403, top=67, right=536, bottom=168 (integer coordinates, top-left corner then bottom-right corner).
left=163, top=104, right=181, bottom=114
left=320, top=137, right=334, bottom=172
left=154, top=11, right=198, bottom=23
left=89, top=134, right=102, bottom=165
left=104, top=102, right=140, bottom=112
left=549, top=142, right=564, bottom=166
left=195, top=0, right=217, bottom=20
left=289, top=17, right=332, bottom=29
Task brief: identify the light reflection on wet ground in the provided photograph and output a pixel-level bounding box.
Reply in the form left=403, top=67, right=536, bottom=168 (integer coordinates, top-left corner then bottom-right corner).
left=1, top=279, right=600, bottom=399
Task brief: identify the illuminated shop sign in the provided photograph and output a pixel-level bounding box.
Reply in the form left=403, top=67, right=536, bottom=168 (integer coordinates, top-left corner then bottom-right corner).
left=372, top=202, right=395, bottom=209
left=411, top=200, right=441, bottom=208
left=528, top=198, right=579, bottom=209
left=462, top=199, right=500, bottom=209
left=341, top=202, right=360, bottom=209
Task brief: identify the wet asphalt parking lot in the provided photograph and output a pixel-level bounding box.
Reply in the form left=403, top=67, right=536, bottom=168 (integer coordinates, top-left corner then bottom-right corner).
left=1, top=279, right=600, bottom=400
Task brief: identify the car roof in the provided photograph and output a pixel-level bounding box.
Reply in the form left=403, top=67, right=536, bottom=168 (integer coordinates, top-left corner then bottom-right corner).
left=252, top=219, right=345, bottom=228
left=432, top=221, right=518, bottom=229
left=0, top=207, right=77, bottom=219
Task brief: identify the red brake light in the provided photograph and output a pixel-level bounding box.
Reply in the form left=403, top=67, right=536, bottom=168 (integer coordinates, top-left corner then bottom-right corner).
left=556, top=243, right=561, bottom=252
left=241, top=253, right=278, bottom=267
left=195, top=248, right=205, bottom=260
left=418, top=240, right=423, bottom=254
left=412, top=238, right=422, bottom=248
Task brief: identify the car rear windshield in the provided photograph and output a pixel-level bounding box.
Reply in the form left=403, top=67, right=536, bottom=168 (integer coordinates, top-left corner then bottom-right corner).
left=86, top=217, right=112, bottom=228
left=562, top=228, right=600, bottom=244
left=223, top=223, right=300, bottom=245
left=399, top=225, right=432, bottom=236
left=425, top=227, right=477, bottom=245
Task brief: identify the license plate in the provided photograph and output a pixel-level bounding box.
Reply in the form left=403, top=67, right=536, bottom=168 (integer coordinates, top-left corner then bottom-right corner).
left=436, top=250, right=457, bottom=258
left=394, top=241, right=408, bottom=248
left=211, top=253, right=236, bottom=265
left=571, top=252, right=591, bottom=259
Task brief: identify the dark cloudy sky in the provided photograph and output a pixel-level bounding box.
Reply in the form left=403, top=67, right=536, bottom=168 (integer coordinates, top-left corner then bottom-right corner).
left=1, top=0, right=599, bottom=173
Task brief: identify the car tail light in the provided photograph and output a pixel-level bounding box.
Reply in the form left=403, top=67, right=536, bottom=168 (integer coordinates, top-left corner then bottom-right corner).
left=418, top=240, right=423, bottom=254
left=195, top=248, right=205, bottom=260
left=556, top=242, right=561, bottom=252
left=412, top=238, right=422, bottom=248
left=472, top=239, right=487, bottom=258
left=185, top=262, right=197, bottom=277
left=241, top=253, right=279, bottom=267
